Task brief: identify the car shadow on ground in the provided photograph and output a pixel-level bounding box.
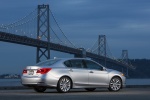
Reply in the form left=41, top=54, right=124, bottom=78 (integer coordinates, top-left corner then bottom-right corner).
left=42, top=89, right=114, bottom=94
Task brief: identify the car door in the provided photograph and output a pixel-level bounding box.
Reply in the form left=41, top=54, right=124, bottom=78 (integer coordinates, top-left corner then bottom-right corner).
left=64, top=59, right=88, bottom=87
left=84, top=60, right=109, bottom=87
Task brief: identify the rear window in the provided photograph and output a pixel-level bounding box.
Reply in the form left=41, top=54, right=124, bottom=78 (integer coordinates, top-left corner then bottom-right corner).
left=64, top=60, right=71, bottom=67
left=36, top=59, right=60, bottom=66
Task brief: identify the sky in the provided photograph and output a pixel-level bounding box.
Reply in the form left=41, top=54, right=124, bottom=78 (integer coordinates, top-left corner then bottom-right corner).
left=0, top=0, right=150, bottom=74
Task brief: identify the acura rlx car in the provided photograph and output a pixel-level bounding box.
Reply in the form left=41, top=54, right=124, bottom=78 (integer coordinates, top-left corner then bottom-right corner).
left=21, top=58, right=126, bottom=93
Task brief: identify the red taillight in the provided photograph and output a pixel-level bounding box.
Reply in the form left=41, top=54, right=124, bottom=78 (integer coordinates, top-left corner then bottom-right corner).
left=23, top=69, right=27, bottom=74
left=36, top=68, right=51, bottom=74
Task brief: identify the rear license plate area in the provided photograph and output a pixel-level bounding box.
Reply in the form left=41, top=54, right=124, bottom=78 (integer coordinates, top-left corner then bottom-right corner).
left=28, top=70, right=34, bottom=75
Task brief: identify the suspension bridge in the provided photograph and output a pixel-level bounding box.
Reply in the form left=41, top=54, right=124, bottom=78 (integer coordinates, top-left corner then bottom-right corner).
left=0, top=4, right=135, bottom=74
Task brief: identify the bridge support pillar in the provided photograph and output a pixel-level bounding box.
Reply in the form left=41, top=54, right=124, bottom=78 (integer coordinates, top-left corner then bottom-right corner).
left=36, top=4, right=50, bottom=63
left=122, top=50, right=129, bottom=77
left=74, top=48, right=86, bottom=58
left=98, top=35, right=106, bottom=66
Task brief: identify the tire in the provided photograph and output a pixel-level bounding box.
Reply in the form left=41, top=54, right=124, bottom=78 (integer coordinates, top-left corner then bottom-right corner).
left=57, top=77, right=71, bottom=93
left=33, top=86, right=47, bottom=93
left=108, top=77, right=122, bottom=92
left=85, top=88, right=96, bottom=91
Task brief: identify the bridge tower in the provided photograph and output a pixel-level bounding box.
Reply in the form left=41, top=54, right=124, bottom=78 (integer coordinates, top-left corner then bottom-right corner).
left=98, top=35, right=106, bottom=66
left=122, top=50, right=129, bottom=76
left=122, top=50, right=129, bottom=64
left=98, top=35, right=106, bottom=56
left=36, top=5, right=50, bottom=63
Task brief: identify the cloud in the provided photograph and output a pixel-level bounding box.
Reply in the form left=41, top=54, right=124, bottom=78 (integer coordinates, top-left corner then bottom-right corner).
left=1, top=0, right=150, bottom=74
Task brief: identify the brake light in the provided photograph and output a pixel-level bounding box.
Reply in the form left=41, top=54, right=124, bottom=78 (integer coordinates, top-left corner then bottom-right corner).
left=23, top=69, right=27, bottom=74
left=36, top=68, right=51, bottom=74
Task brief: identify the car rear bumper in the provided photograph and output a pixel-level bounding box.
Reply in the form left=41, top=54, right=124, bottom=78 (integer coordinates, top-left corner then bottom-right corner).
left=21, top=75, right=58, bottom=87
left=21, top=76, right=45, bottom=86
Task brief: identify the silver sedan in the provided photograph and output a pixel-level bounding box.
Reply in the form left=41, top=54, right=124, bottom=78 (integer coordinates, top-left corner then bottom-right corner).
left=21, top=58, right=126, bottom=93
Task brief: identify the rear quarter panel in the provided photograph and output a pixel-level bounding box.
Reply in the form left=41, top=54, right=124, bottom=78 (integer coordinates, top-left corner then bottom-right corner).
left=44, top=67, right=71, bottom=86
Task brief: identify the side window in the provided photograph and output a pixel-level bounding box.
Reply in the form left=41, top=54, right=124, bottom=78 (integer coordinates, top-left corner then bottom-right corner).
left=70, top=60, right=84, bottom=68
left=85, top=60, right=103, bottom=70
left=64, top=60, right=71, bottom=67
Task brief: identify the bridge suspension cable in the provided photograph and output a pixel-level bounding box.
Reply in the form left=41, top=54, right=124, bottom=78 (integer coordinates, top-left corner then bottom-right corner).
left=5, top=15, right=38, bottom=28
left=87, top=39, right=98, bottom=52
left=3, top=8, right=37, bottom=27
left=0, top=4, right=137, bottom=70
left=0, top=6, right=78, bottom=49
left=106, top=40, right=113, bottom=58
left=50, top=26, right=64, bottom=44
left=49, top=8, right=77, bottom=48
left=0, top=8, right=39, bottom=39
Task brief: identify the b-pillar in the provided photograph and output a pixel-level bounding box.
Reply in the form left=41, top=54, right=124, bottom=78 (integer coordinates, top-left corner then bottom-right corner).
left=36, top=5, right=50, bottom=63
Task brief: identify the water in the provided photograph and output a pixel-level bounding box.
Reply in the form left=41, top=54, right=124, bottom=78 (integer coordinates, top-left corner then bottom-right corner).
left=0, top=79, right=150, bottom=87
left=0, top=79, right=22, bottom=87
left=126, top=79, right=150, bottom=85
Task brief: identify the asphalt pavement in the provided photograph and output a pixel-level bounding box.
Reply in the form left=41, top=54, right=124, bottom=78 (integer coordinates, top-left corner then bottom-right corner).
left=0, top=88, right=150, bottom=100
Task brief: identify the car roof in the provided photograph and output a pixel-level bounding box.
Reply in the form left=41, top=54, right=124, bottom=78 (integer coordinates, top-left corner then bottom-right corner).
left=54, top=58, right=91, bottom=61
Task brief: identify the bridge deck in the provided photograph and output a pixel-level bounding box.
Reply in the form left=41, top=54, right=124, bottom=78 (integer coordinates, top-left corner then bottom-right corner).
left=0, top=31, right=130, bottom=68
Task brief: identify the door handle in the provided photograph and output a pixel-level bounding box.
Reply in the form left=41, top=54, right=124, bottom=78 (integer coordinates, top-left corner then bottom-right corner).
left=89, top=71, right=94, bottom=73
left=69, top=69, right=73, bottom=72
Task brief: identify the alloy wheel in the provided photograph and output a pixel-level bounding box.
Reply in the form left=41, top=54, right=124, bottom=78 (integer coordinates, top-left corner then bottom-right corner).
left=57, top=77, right=71, bottom=93
left=108, top=77, right=122, bottom=91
